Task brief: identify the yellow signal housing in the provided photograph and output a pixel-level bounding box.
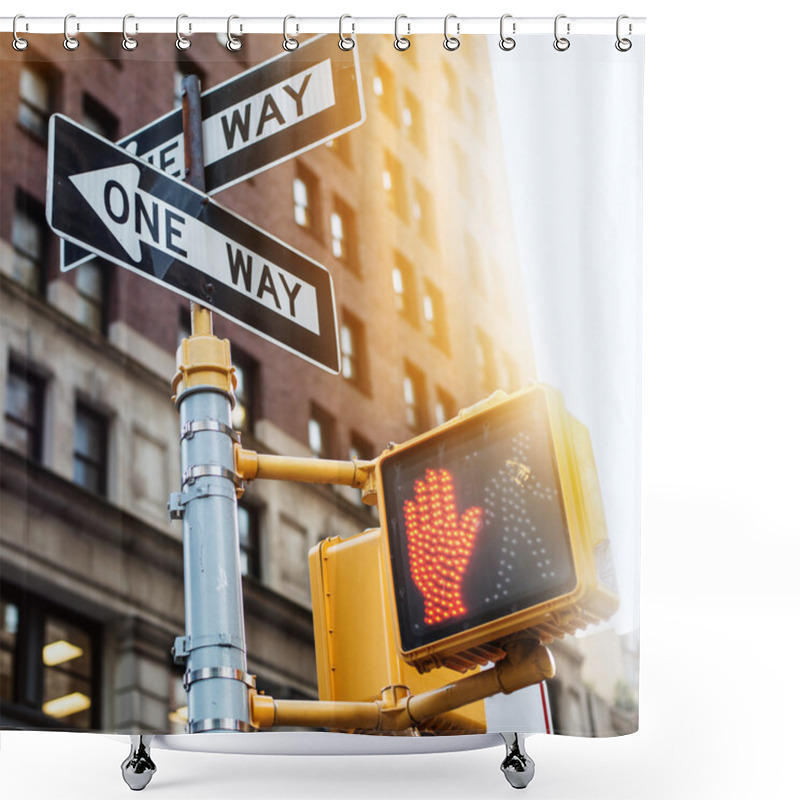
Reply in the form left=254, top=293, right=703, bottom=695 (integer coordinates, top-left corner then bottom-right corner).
left=309, top=528, right=487, bottom=734
left=375, top=384, right=620, bottom=674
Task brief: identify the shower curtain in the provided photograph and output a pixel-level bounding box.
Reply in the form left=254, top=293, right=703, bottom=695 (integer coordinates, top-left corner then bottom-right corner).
left=0, top=19, right=643, bottom=761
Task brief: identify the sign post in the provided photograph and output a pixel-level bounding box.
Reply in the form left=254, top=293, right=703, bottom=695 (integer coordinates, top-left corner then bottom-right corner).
left=170, top=75, right=254, bottom=739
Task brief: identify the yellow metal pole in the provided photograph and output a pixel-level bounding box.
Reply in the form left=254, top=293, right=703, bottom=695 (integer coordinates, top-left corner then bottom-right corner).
left=250, top=639, right=554, bottom=732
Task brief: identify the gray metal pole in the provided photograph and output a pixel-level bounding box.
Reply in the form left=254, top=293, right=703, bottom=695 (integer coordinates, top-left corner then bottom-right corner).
left=169, top=74, right=252, bottom=734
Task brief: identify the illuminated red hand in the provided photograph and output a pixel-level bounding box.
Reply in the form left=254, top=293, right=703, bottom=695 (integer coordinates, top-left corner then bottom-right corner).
left=403, top=468, right=484, bottom=625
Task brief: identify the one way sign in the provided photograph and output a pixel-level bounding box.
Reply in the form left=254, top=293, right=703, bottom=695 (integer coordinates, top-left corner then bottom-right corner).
left=62, top=34, right=364, bottom=273
left=47, top=114, right=340, bottom=374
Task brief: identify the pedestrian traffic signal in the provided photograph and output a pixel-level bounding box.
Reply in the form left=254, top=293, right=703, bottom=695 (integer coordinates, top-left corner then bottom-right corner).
left=376, top=384, right=619, bottom=673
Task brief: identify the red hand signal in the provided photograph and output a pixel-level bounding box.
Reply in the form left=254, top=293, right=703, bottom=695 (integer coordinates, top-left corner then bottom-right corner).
left=403, top=468, right=484, bottom=625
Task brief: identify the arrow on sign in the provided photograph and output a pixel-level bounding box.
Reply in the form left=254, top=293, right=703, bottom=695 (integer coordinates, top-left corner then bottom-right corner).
left=47, top=114, right=339, bottom=373
left=68, top=163, right=317, bottom=331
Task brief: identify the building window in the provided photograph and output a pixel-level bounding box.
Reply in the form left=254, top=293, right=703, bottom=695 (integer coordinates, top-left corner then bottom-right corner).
left=373, top=61, right=397, bottom=118
left=382, top=151, right=408, bottom=222
left=392, top=253, right=418, bottom=324
left=324, top=132, right=351, bottom=165
left=74, top=402, right=109, bottom=496
left=422, top=280, right=448, bottom=351
left=238, top=503, right=260, bottom=580
left=308, top=403, right=335, bottom=459
left=75, top=262, right=108, bottom=334
left=433, top=388, right=457, bottom=427
left=293, top=164, right=320, bottom=233
left=0, top=597, right=19, bottom=706
left=330, top=196, right=359, bottom=272
left=340, top=311, right=368, bottom=391
left=401, top=90, right=426, bottom=152
left=403, top=362, right=427, bottom=432
left=231, top=347, right=257, bottom=433
left=475, top=330, right=496, bottom=393
left=5, top=360, right=46, bottom=462
left=81, top=94, right=118, bottom=140
left=84, top=32, right=118, bottom=61
left=411, top=181, right=437, bottom=248
left=0, top=585, right=100, bottom=730
left=11, top=190, right=48, bottom=294
left=19, top=64, right=55, bottom=140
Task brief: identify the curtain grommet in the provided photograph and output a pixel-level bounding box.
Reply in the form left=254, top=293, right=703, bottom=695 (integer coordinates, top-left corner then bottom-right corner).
left=553, top=14, right=570, bottom=52
left=615, top=15, right=633, bottom=51
left=63, top=13, right=79, bottom=51
left=176, top=14, right=191, bottom=50
left=226, top=15, right=242, bottom=52
left=394, top=15, right=411, bottom=51
left=12, top=14, right=29, bottom=51
left=121, top=14, right=138, bottom=51
left=283, top=15, right=299, bottom=52
left=499, top=14, right=516, bottom=51
left=443, top=14, right=460, bottom=51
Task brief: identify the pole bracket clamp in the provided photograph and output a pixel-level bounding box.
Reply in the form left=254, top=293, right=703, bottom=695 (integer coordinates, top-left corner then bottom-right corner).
left=187, top=718, right=254, bottom=733
left=168, top=492, right=188, bottom=520
left=183, top=464, right=244, bottom=489
left=183, top=667, right=257, bottom=691
left=181, top=419, right=241, bottom=443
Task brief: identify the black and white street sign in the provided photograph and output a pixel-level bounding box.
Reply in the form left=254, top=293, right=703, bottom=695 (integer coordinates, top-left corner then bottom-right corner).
left=47, top=114, right=340, bottom=374
left=62, top=34, right=364, bottom=272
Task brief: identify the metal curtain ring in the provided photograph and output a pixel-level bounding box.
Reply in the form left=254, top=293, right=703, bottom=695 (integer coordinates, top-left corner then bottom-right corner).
left=615, top=15, right=632, bottom=51
left=338, top=14, right=355, bottom=50
left=121, top=14, right=138, bottom=51
left=283, top=15, right=299, bottom=51
left=499, top=14, right=516, bottom=51
left=176, top=14, right=191, bottom=50
left=63, top=14, right=79, bottom=51
left=12, top=15, right=29, bottom=51
left=394, top=15, right=410, bottom=51
left=226, top=15, right=242, bottom=51
left=443, top=14, right=460, bottom=51
left=553, top=14, right=570, bottom=51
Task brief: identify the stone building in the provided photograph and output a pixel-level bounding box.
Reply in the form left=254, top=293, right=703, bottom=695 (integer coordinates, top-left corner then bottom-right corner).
left=1, top=33, right=536, bottom=732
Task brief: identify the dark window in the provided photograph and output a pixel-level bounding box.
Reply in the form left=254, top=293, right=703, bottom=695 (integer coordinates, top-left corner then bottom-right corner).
left=81, top=94, right=118, bottom=140
left=11, top=190, right=48, bottom=295
left=401, top=90, right=426, bottom=153
left=392, top=253, right=418, bottom=325
left=238, top=503, right=261, bottom=581
left=231, top=346, right=257, bottom=434
left=422, top=280, right=448, bottom=352
left=382, top=151, right=408, bottom=222
left=4, top=360, right=45, bottom=462
left=373, top=61, right=397, bottom=118
left=84, top=32, right=118, bottom=61
left=75, top=262, right=109, bottom=335
left=0, top=584, right=100, bottom=730
left=308, top=403, right=336, bottom=459
left=403, top=361, right=427, bottom=432
left=330, top=196, right=359, bottom=272
left=74, top=403, right=109, bottom=496
left=340, top=311, right=369, bottom=392
left=19, top=64, right=55, bottom=140
left=293, top=164, right=321, bottom=235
